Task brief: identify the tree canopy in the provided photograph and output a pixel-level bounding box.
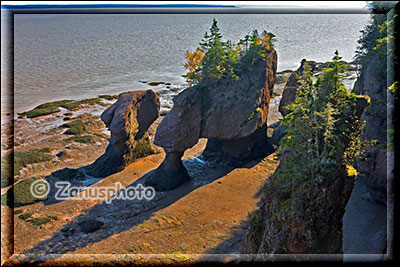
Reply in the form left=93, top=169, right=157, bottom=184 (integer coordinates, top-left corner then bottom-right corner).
left=183, top=19, right=276, bottom=87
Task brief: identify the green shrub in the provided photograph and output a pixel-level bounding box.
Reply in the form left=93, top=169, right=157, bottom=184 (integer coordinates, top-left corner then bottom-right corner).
left=276, top=51, right=369, bottom=194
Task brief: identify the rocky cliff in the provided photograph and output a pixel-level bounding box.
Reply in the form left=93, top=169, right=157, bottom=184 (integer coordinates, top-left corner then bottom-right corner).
left=240, top=95, right=369, bottom=255
left=85, top=90, right=160, bottom=177
left=144, top=49, right=277, bottom=191
left=352, top=52, right=388, bottom=204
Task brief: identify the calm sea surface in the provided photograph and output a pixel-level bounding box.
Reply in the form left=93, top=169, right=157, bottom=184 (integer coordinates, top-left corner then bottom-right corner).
left=12, top=13, right=370, bottom=113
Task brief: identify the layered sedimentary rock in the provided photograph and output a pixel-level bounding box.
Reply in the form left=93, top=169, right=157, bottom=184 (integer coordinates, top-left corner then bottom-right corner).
left=145, top=49, right=277, bottom=191
left=353, top=53, right=388, bottom=204
left=85, top=90, right=160, bottom=177
left=240, top=96, right=369, bottom=255
left=279, top=59, right=316, bottom=117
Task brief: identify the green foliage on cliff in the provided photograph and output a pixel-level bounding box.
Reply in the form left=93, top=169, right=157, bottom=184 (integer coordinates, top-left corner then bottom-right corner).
left=278, top=51, right=368, bottom=185
left=354, top=1, right=397, bottom=84
left=184, top=19, right=275, bottom=87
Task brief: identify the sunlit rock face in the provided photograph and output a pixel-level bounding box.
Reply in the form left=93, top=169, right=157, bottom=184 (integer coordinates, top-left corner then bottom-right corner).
left=145, top=49, right=277, bottom=191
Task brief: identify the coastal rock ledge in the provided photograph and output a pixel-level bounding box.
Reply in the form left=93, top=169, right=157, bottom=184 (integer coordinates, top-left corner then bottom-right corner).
left=145, top=49, right=277, bottom=191
left=85, top=90, right=160, bottom=178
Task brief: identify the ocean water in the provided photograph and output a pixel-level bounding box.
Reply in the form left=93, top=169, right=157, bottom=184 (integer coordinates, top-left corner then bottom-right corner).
left=12, top=13, right=370, bottom=113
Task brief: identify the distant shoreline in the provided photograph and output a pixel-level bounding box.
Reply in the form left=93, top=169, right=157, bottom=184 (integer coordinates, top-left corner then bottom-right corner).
left=5, top=58, right=359, bottom=122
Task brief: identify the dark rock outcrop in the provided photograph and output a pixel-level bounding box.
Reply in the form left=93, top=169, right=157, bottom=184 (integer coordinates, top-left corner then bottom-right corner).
left=279, top=59, right=316, bottom=117
left=85, top=90, right=160, bottom=177
left=240, top=96, right=369, bottom=255
left=145, top=49, right=277, bottom=191
left=353, top=53, right=388, bottom=204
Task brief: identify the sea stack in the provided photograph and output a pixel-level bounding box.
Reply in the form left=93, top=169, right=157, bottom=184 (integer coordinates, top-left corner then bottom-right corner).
left=145, top=49, right=277, bottom=191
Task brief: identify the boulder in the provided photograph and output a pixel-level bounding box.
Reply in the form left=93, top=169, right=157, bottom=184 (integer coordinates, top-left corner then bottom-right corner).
left=145, top=49, right=277, bottom=190
left=278, top=59, right=316, bottom=117
left=85, top=90, right=160, bottom=177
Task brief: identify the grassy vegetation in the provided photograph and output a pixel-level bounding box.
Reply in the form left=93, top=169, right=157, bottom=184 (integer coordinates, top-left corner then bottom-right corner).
left=60, top=98, right=105, bottom=110
left=60, top=119, right=94, bottom=135
left=25, top=106, right=60, bottom=118
left=17, top=100, right=74, bottom=118
left=34, top=100, right=74, bottom=109
left=14, top=176, right=49, bottom=206
left=1, top=176, right=49, bottom=207
left=66, top=135, right=95, bottom=144
left=17, top=95, right=112, bottom=118
left=1, top=149, right=52, bottom=185
left=28, top=215, right=59, bottom=226
left=16, top=211, right=59, bottom=226
left=18, top=211, right=34, bottom=220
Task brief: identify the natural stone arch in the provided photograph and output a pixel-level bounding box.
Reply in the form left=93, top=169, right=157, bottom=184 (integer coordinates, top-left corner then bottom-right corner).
left=145, top=49, right=278, bottom=191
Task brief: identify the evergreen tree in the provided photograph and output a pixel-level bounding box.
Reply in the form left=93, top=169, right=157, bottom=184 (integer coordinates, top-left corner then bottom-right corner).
left=183, top=19, right=276, bottom=87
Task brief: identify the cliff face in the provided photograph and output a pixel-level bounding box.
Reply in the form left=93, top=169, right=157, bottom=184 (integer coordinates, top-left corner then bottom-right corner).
left=240, top=96, right=369, bottom=255
left=145, top=49, right=277, bottom=191
left=353, top=52, right=388, bottom=204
